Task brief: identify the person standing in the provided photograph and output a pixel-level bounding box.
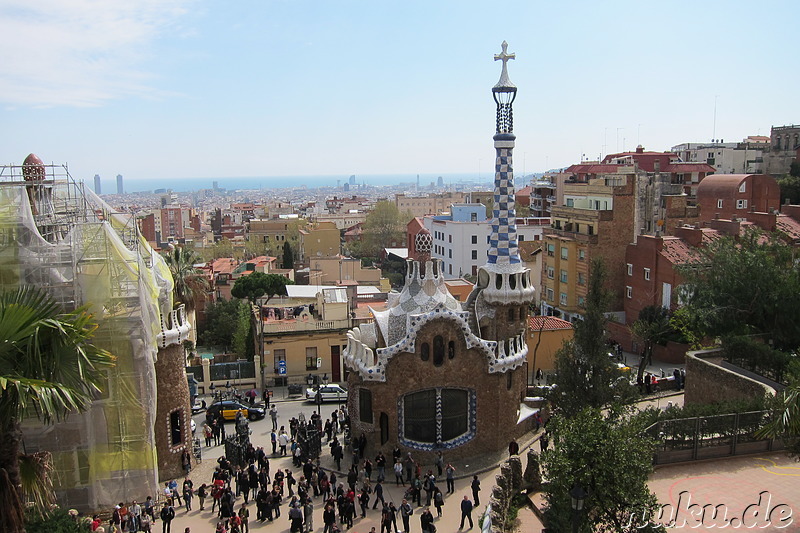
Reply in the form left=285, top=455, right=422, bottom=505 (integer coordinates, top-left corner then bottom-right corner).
left=303, top=500, right=314, bottom=533
left=198, top=484, right=208, bottom=511
left=270, top=405, right=278, bottom=431
left=433, top=489, right=444, bottom=518
left=279, top=427, right=290, bottom=456
left=400, top=499, right=413, bottom=533
left=419, top=507, right=434, bottom=533
left=393, top=460, right=404, bottom=486
left=289, top=503, right=303, bottom=533
left=434, top=452, right=444, bottom=477
left=459, top=496, right=473, bottom=530
left=323, top=503, right=337, bottom=533
left=239, top=505, right=250, bottom=533
left=160, top=502, right=175, bottom=533
left=470, top=476, right=480, bottom=507
left=358, top=487, right=370, bottom=518
left=445, top=464, right=455, bottom=494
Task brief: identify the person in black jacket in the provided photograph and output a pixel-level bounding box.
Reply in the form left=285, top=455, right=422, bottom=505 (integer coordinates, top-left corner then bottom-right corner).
left=420, top=507, right=434, bottom=533
left=160, top=502, right=175, bottom=533
left=459, top=496, right=473, bottom=530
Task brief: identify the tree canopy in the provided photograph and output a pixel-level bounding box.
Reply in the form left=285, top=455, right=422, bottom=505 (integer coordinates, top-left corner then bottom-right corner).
left=551, top=259, right=635, bottom=417
left=0, top=287, right=115, bottom=532
left=163, top=246, right=208, bottom=310
left=542, top=407, right=664, bottom=532
left=356, top=201, right=410, bottom=258
left=676, top=227, right=800, bottom=350
left=231, top=272, right=293, bottom=304
left=198, top=298, right=244, bottom=351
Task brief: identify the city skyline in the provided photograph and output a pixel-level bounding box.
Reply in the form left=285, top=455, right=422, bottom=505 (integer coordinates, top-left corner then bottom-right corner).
left=1, top=0, right=797, bottom=185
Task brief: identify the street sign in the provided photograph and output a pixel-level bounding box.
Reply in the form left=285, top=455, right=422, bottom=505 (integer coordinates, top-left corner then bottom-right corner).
left=278, top=367, right=287, bottom=375
left=278, top=360, right=286, bottom=367
left=317, top=357, right=322, bottom=368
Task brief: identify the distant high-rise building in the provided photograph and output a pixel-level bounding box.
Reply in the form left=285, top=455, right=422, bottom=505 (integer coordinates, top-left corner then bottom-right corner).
left=437, top=176, right=444, bottom=187
left=116, top=174, right=123, bottom=194
left=349, top=175, right=356, bottom=185
left=213, top=181, right=219, bottom=191
left=93, top=174, right=101, bottom=194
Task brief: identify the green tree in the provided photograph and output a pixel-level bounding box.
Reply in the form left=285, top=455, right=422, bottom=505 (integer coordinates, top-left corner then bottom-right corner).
left=198, top=298, right=243, bottom=350
left=777, top=175, right=800, bottom=204
left=231, top=272, right=293, bottom=304
left=282, top=241, right=294, bottom=270
left=232, top=300, right=255, bottom=360
left=551, top=260, right=635, bottom=417
left=630, top=305, right=673, bottom=385
left=163, top=246, right=209, bottom=310
left=360, top=201, right=410, bottom=258
left=542, top=407, right=664, bottom=532
left=0, top=287, right=115, bottom=532
left=676, top=227, right=800, bottom=350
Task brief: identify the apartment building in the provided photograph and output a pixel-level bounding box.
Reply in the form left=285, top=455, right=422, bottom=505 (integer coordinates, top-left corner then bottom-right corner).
left=672, top=137, right=768, bottom=175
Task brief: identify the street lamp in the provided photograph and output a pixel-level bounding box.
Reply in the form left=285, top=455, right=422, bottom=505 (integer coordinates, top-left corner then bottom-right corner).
left=570, top=483, right=588, bottom=533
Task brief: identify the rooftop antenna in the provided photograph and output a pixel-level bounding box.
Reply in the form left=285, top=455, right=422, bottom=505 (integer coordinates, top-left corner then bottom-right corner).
left=712, top=95, right=719, bottom=141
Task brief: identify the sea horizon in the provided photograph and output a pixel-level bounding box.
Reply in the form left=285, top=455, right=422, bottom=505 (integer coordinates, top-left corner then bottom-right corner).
left=93, top=172, right=509, bottom=194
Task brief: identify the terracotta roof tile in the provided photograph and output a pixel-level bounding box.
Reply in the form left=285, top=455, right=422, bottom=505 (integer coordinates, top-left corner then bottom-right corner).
left=775, top=215, right=800, bottom=241
left=659, top=238, right=701, bottom=265
left=528, top=316, right=574, bottom=331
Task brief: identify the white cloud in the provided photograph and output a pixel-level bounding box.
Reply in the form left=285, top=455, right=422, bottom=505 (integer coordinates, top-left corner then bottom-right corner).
left=0, top=0, right=193, bottom=107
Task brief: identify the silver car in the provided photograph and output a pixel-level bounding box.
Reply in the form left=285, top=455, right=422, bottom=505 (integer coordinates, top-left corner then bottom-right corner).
left=305, top=384, right=348, bottom=402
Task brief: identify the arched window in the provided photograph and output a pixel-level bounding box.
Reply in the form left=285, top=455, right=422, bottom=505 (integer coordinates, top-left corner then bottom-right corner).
left=509, top=273, right=517, bottom=290
left=421, top=343, right=430, bottom=362
left=506, top=371, right=513, bottom=390
left=433, top=335, right=444, bottom=367
left=495, top=273, right=503, bottom=290
left=448, top=340, right=455, bottom=360
left=508, top=308, right=515, bottom=321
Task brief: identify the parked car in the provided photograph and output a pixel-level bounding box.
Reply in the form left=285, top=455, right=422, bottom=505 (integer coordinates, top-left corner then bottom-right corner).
left=206, top=400, right=266, bottom=422
left=305, top=384, right=348, bottom=402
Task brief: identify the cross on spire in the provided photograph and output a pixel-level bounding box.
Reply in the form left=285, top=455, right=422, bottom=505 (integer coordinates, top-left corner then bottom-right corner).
left=494, top=41, right=515, bottom=68
left=493, top=41, right=516, bottom=90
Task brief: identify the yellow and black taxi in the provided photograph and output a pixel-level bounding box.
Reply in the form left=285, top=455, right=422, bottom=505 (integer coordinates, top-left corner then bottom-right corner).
left=206, top=400, right=266, bottom=422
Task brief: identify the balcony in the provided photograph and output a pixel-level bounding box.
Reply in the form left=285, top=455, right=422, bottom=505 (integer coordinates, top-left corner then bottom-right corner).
left=261, top=318, right=352, bottom=334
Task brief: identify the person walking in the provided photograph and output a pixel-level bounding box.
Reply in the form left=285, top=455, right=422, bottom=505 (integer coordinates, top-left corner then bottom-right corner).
left=159, top=502, right=175, bottom=533
left=400, top=499, right=413, bottom=533
left=459, top=496, right=473, bottom=530
left=470, top=476, right=480, bottom=506
left=372, top=480, right=385, bottom=510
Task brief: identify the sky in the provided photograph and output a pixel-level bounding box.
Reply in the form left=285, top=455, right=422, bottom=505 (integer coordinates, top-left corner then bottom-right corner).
left=1, top=0, right=798, bottom=186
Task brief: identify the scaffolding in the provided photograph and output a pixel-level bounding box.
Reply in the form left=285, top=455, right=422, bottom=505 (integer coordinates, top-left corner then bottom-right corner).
left=0, top=158, right=175, bottom=511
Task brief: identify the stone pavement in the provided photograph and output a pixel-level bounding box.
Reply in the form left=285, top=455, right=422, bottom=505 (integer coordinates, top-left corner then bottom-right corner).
left=648, top=453, right=800, bottom=531
left=156, top=406, right=548, bottom=533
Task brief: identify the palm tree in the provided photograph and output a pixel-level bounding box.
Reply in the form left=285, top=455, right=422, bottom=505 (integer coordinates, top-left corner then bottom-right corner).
left=0, top=286, right=115, bottom=533
left=164, top=246, right=209, bottom=310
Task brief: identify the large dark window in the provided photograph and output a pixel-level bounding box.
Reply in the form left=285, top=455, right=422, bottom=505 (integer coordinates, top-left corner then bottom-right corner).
left=359, top=389, right=373, bottom=424
left=402, top=388, right=472, bottom=445
left=403, top=390, right=437, bottom=443
left=420, top=343, right=430, bottom=361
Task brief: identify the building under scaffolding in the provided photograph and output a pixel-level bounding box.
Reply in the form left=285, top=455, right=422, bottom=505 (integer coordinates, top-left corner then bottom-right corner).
left=0, top=154, right=191, bottom=511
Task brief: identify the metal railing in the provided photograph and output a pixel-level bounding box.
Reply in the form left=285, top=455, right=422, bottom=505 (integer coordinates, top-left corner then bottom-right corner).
left=645, top=410, right=784, bottom=465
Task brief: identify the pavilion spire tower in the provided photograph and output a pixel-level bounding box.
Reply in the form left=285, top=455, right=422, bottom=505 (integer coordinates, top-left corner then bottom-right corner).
left=488, top=41, right=520, bottom=266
